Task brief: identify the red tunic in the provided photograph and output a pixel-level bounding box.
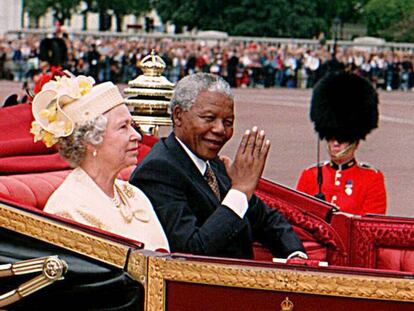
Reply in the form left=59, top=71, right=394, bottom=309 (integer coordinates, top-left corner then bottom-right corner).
left=296, top=159, right=386, bottom=215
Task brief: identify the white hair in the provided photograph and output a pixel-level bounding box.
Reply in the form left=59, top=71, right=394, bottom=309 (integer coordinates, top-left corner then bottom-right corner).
left=58, top=115, right=107, bottom=167
left=170, top=73, right=233, bottom=113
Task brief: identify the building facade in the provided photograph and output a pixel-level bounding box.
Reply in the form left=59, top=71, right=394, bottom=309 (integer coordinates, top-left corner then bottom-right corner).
left=0, top=0, right=23, bottom=34
left=0, top=1, right=164, bottom=34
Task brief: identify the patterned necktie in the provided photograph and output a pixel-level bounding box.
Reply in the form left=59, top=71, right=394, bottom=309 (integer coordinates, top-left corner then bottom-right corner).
left=204, top=164, right=221, bottom=201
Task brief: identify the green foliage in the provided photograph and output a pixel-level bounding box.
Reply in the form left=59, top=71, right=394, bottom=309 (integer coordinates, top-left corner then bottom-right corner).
left=364, top=0, right=414, bottom=41
left=27, top=0, right=414, bottom=41
left=95, top=0, right=150, bottom=31
left=153, top=0, right=369, bottom=38
left=49, top=0, right=81, bottom=24
left=75, top=0, right=150, bottom=15
left=331, top=0, right=370, bottom=23
left=24, top=0, right=151, bottom=31
left=388, top=13, right=414, bottom=42
left=24, top=0, right=80, bottom=24
left=24, top=0, right=50, bottom=19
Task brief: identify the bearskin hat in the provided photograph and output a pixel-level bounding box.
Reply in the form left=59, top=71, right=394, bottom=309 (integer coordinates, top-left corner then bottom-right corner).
left=310, top=72, right=379, bottom=142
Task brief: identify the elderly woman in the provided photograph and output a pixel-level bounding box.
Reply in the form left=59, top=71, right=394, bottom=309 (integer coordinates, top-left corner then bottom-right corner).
left=30, top=74, right=169, bottom=251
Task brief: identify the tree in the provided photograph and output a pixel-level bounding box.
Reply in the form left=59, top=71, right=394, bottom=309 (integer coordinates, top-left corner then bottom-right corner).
left=153, top=0, right=370, bottom=38
left=24, top=0, right=50, bottom=28
left=364, top=0, right=414, bottom=41
left=152, top=0, right=200, bottom=33
left=385, top=16, right=414, bottom=42
left=25, top=0, right=81, bottom=27
left=47, top=0, right=81, bottom=26
left=110, top=0, right=150, bottom=32
left=330, top=0, right=370, bottom=23
left=85, top=0, right=150, bottom=32
left=25, top=0, right=150, bottom=32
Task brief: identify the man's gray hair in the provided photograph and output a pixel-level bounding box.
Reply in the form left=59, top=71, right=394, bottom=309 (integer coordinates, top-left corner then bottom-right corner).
left=170, top=73, right=233, bottom=112
left=58, top=115, right=107, bottom=167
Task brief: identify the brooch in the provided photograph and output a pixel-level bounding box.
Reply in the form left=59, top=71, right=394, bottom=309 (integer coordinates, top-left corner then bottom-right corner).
left=345, top=180, right=353, bottom=196
left=123, top=183, right=135, bottom=199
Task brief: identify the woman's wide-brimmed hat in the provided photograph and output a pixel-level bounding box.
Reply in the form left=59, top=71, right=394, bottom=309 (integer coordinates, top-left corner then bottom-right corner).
left=31, top=75, right=124, bottom=147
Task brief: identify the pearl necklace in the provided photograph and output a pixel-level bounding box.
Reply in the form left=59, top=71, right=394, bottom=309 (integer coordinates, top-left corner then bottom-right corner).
left=110, top=183, right=150, bottom=223
left=111, top=188, right=123, bottom=209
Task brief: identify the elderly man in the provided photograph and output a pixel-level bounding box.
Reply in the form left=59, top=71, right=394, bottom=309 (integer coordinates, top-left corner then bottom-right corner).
left=130, top=73, right=306, bottom=259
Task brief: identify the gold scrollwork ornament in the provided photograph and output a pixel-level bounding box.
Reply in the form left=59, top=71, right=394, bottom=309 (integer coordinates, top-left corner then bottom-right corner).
left=280, top=297, right=294, bottom=311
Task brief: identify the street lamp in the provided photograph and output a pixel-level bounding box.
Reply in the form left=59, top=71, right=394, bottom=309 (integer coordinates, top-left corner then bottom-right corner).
left=332, top=17, right=341, bottom=60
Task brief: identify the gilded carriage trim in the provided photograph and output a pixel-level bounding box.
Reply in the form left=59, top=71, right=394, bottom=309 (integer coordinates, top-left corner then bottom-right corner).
left=127, top=250, right=148, bottom=285
left=0, top=256, right=68, bottom=308
left=0, top=202, right=129, bottom=267
left=127, top=251, right=150, bottom=311
left=147, top=256, right=167, bottom=311
left=128, top=251, right=169, bottom=311
left=147, top=256, right=414, bottom=311
left=280, top=297, right=294, bottom=311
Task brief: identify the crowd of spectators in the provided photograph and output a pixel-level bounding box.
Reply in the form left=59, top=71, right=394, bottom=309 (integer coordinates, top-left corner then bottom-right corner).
left=1, top=33, right=414, bottom=91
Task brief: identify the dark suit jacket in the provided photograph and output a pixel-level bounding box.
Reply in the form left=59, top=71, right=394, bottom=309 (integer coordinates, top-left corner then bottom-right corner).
left=130, top=134, right=305, bottom=259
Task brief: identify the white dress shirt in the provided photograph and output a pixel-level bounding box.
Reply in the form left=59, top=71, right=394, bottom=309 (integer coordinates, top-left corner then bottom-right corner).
left=175, top=136, right=249, bottom=218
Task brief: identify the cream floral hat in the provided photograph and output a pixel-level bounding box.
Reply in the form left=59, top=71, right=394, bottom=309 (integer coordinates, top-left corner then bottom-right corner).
left=31, top=75, right=124, bottom=147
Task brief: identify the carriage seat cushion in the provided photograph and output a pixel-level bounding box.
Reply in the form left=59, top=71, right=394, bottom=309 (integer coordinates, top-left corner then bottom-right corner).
left=0, top=164, right=138, bottom=211
left=376, top=248, right=414, bottom=272
left=348, top=217, right=414, bottom=272
left=0, top=103, right=331, bottom=263
left=0, top=138, right=152, bottom=210
left=0, top=142, right=152, bottom=174
left=0, top=169, right=328, bottom=263
left=0, top=153, right=70, bottom=174
left=0, top=170, right=70, bottom=210
left=0, top=104, right=50, bottom=157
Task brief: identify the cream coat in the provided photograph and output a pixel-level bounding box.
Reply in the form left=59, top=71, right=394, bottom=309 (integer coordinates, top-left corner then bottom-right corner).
left=45, top=167, right=169, bottom=252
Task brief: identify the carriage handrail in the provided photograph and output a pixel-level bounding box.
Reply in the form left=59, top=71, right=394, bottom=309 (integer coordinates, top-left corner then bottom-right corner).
left=0, top=256, right=68, bottom=308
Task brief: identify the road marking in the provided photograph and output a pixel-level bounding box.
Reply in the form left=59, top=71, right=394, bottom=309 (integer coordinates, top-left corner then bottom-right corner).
left=237, top=99, right=308, bottom=108
left=380, top=115, right=414, bottom=125
left=239, top=99, right=414, bottom=125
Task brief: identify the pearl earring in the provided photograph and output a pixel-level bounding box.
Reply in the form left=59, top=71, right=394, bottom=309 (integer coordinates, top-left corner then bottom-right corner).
left=93, top=150, right=97, bottom=157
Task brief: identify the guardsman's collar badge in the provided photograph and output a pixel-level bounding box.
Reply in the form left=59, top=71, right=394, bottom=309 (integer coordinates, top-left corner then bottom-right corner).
left=330, top=158, right=356, bottom=171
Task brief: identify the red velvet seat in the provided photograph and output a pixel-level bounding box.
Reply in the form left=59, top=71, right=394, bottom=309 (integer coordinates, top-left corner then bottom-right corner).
left=255, top=179, right=347, bottom=264
left=377, top=248, right=414, bottom=272
left=2, top=103, right=414, bottom=272
left=344, top=215, right=414, bottom=272
left=0, top=104, right=51, bottom=157
left=2, top=154, right=414, bottom=271
left=0, top=170, right=69, bottom=210
left=0, top=169, right=335, bottom=263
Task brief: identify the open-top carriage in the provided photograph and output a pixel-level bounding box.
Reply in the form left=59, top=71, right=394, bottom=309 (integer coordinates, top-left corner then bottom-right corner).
left=0, top=102, right=413, bottom=310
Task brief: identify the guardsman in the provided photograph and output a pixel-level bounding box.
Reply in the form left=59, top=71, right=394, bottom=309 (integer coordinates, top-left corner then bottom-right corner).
left=296, top=72, right=386, bottom=215
left=39, top=27, right=68, bottom=68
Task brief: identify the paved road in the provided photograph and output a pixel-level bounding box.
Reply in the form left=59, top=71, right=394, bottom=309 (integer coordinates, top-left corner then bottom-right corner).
left=1, top=81, right=413, bottom=217
left=228, top=87, right=414, bottom=217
